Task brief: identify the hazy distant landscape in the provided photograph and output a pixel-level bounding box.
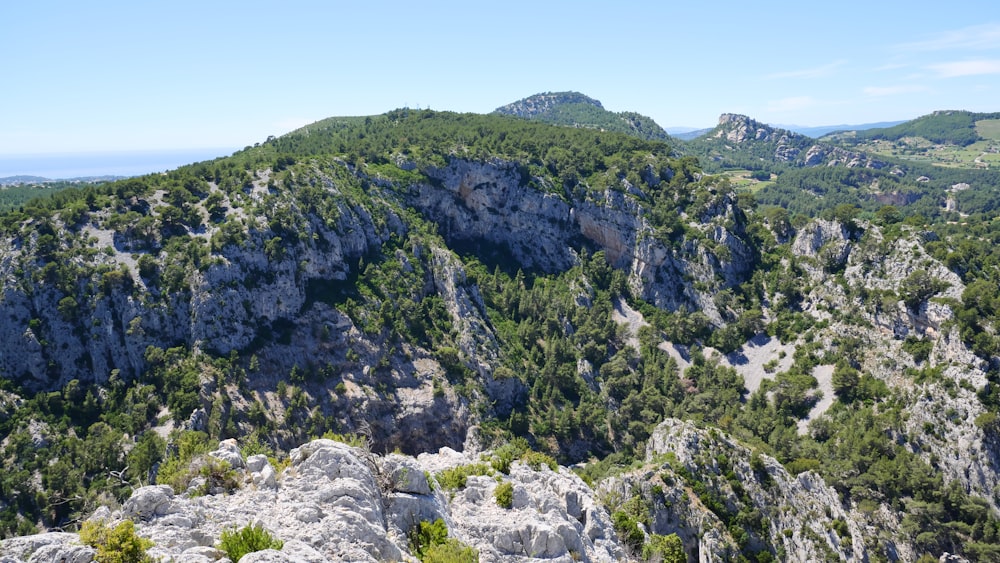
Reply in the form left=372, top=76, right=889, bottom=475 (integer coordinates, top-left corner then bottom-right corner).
left=0, top=148, right=236, bottom=181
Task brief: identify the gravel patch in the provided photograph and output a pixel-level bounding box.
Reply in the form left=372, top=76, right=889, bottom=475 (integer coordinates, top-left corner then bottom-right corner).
left=798, top=364, right=836, bottom=435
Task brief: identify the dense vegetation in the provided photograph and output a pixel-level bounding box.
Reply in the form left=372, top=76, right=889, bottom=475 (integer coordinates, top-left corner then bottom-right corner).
left=0, top=181, right=99, bottom=212
left=3, top=104, right=1000, bottom=560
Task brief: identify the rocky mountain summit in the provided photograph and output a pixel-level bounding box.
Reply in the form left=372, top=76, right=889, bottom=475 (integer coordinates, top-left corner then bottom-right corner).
left=493, top=92, right=606, bottom=119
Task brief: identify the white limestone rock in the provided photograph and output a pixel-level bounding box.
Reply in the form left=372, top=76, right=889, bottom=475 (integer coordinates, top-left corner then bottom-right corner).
left=208, top=439, right=245, bottom=470
left=121, top=485, right=177, bottom=521
left=0, top=533, right=92, bottom=563
left=382, top=453, right=432, bottom=495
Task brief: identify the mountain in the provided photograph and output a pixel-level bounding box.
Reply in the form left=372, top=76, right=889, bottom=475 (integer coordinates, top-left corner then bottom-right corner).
left=3, top=106, right=1000, bottom=561
left=684, top=113, right=888, bottom=171
left=669, top=127, right=713, bottom=141
left=777, top=120, right=907, bottom=138
left=493, top=91, right=672, bottom=142
left=0, top=176, right=51, bottom=185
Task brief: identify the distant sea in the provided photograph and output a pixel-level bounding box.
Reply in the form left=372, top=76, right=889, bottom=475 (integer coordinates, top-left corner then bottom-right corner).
left=0, top=148, right=239, bottom=180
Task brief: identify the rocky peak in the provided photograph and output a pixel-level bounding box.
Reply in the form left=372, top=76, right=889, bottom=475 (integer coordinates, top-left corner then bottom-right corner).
left=709, top=113, right=887, bottom=168
left=494, top=91, right=604, bottom=118
left=713, top=114, right=795, bottom=145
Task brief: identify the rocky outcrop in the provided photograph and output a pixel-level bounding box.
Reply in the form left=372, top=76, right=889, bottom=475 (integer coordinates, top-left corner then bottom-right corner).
left=622, top=419, right=870, bottom=561
left=802, top=144, right=887, bottom=169
left=710, top=114, right=886, bottom=169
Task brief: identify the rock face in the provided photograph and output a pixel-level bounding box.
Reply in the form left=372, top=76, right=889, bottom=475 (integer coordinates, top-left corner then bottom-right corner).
left=0, top=187, right=387, bottom=391
left=0, top=438, right=625, bottom=563
left=408, top=158, right=755, bottom=323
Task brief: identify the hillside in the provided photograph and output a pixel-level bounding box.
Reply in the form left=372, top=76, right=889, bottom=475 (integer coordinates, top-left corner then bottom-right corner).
left=0, top=179, right=118, bottom=212
left=3, top=107, right=1000, bottom=561
left=852, top=110, right=1000, bottom=146
left=493, top=91, right=672, bottom=142
left=815, top=110, right=1000, bottom=172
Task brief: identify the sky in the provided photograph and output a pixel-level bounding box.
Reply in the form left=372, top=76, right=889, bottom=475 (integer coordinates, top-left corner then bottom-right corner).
left=3, top=0, right=1000, bottom=164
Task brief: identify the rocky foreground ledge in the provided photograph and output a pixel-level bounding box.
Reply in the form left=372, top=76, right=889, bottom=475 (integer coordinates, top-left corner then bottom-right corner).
left=0, top=436, right=624, bottom=562
left=3, top=418, right=966, bottom=562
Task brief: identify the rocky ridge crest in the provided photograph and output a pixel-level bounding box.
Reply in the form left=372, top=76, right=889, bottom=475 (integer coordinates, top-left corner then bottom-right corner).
left=0, top=418, right=943, bottom=562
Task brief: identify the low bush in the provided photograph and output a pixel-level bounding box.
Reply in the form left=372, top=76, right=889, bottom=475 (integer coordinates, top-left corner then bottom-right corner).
left=494, top=481, right=514, bottom=508
left=434, top=463, right=492, bottom=491
left=79, top=519, right=154, bottom=563
left=219, top=523, right=283, bottom=562
left=409, top=518, right=478, bottom=562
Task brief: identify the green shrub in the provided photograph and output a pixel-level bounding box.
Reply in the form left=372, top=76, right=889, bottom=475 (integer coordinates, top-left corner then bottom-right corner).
left=156, top=430, right=212, bottom=493
left=831, top=518, right=850, bottom=539
left=902, top=336, right=933, bottom=364
left=489, top=438, right=529, bottom=474
left=785, top=458, right=821, bottom=475
left=219, top=523, right=283, bottom=562
left=434, top=463, right=492, bottom=491
left=196, top=458, right=240, bottom=495
left=79, top=519, right=154, bottom=563
left=409, top=519, right=477, bottom=562
left=494, top=481, right=514, bottom=509
left=642, top=533, right=685, bottom=563
left=423, top=539, right=479, bottom=563
left=521, top=450, right=557, bottom=472
left=410, top=518, right=449, bottom=559
left=975, top=411, right=998, bottom=430
left=319, top=430, right=368, bottom=448
left=612, top=510, right=645, bottom=553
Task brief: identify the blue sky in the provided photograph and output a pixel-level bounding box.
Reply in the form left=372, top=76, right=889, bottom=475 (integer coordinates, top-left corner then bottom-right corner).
left=3, top=1, right=1000, bottom=156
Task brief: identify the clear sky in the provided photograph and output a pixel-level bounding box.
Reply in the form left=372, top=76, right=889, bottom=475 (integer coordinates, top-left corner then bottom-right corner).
left=3, top=0, right=1000, bottom=155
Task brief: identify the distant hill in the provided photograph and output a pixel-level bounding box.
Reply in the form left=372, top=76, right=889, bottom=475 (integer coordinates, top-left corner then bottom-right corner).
left=853, top=110, right=1000, bottom=146
left=0, top=176, right=122, bottom=212
left=0, top=175, right=50, bottom=186
left=0, top=175, right=124, bottom=186
left=673, top=121, right=908, bottom=142
left=493, top=91, right=672, bottom=142
left=671, top=128, right=713, bottom=141
left=683, top=113, right=886, bottom=171
left=788, top=121, right=907, bottom=138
